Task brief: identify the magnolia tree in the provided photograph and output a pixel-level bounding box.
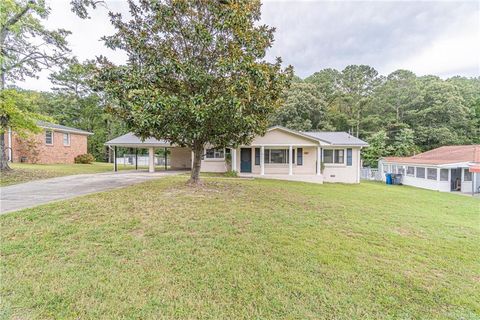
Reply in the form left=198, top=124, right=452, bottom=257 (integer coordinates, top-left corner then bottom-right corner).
left=96, top=0, right=292, bottom=184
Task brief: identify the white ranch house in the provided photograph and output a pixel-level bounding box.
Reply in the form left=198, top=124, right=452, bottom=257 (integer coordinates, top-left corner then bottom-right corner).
left=105, top=126, right=368, bottom=184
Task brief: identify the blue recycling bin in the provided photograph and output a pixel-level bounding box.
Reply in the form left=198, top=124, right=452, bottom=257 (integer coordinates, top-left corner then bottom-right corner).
left=385, top=173, right=393, bottom=185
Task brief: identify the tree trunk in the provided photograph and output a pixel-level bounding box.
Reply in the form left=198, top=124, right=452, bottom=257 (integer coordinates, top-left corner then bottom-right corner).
left=0, top=132, right=11, bottom=171
left=189, top=142, right=204, bottom=185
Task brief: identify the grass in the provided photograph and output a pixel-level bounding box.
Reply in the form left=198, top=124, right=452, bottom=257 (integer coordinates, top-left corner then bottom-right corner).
left=0, top=162, right=165, bottom=186
left=1, top=177, right=479, bottom=319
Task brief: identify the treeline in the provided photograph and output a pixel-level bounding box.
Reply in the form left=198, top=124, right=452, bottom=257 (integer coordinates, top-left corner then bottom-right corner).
left=271, top=66, right=480, bottom=167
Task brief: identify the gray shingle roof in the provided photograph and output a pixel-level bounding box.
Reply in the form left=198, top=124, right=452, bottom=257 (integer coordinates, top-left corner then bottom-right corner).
left=105, top=133, right=171, bottom=147
left=302, top=131, right=368, bottom=146
left=38, top=121, right=93, bottom=135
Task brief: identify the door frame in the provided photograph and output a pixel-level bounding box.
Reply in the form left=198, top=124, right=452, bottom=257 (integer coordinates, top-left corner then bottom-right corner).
left=240, top=148, right=252, bottom=173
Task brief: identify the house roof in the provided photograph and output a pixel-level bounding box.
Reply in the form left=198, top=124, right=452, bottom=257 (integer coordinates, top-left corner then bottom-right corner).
left=105, top=132, right=172, bottom=147
left=105, top=127, right=369, bottom=148
left=38, top=121, right=93, bottom=135
left=302, top=131, right=369, bottom=146
left=383, top=145, right=480, bottom=165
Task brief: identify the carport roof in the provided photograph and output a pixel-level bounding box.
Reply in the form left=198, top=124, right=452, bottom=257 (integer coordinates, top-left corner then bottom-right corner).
left=105, top=133, right=172, bottom=148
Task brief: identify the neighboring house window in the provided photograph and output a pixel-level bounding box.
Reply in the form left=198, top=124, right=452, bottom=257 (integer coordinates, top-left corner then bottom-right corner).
left=45, top=130, right=53, bottom=145
left=407, top=166, right=415, bottom=176
left=297, top=148, right=303, bottom=165
left=440, top=169, right=449, bottom=181
left=398, top=166, right=405, bottom=175
left=391, top=165, right=397, bottom=173
left=346, top=148, right=352, bottom=166
left=464, top=169, right=472, bottom=182
left=427, top=168, right=437, bottom=180
left=334, top=150, right=344, bottom=164
left=255, top=148, right=260, bottom=165
left=323, top=149, right=334, bottom=164
left=205, top=148, right=224, bottom=159
left=63, top=133, right=70, bottom=146
left=416, top=167, right=425, bottom=178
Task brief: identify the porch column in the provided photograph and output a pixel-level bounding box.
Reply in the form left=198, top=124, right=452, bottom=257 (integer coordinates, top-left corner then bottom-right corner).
left=148, top=147, right=155, bottom=173
left=231, top=148, right=237, bottom=172
left=260, top=146, right=265, bottom=175
left=288, top=145, right=293, bottom=175
left=114, top=146, right=117, bottom=172
left=316, top=146, right=321, bottom=175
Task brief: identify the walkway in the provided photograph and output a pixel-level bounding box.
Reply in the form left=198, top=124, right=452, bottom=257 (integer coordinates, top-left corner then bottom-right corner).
left=0, top=170, right=182, bottom=214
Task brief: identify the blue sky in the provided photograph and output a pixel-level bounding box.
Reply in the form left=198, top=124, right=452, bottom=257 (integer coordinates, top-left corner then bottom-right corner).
left=18, top=0, right=480, bottom=91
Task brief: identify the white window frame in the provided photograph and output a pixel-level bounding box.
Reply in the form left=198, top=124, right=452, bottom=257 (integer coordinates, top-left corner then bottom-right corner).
left=416, top=167, right=426, bottom=179
left=45, top=130, right=53, bottom=145
left=204, top=148, right=225, bottom=161
left=440, top=169, right=449, bottom=181
left=406, top=166, right=415, bottom=176
left=323, top=148, right=346, bottom=165
left=63, top=133, right=70, bottom=146
left=463, top=169, right=472, bottom=182
left=427, top=168, right=437, bottom=180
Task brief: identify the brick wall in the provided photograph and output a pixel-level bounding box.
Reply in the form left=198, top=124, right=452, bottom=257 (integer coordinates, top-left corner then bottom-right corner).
left=8, top=130, right=89, bottom=164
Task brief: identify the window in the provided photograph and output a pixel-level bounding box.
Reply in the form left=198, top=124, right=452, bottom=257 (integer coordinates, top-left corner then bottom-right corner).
left=334, top=150, right=344, bottom=164
left=427, top=168, right=437, bottom=180
left=323, top=149, right=333, bottom=163
left=383, top=164, right=390, bottom=173
left=391, top=165, right=397, bottom=173
left=45, top=130, right=53, bottom=145
left=440, top=169, right=449, bottom=181
left=398, top=166, right=405, bottom=175
left=63, top=133, right=70, bottom=146
left=416, top=167, right=425, bottom=178
left=297, top=148, right=303, bottom=165
left=270, top=149, right=287, bottom=164
left=205, top=148, right=224, bottom=159
left=464, top=169, right=472, bottom=182
left=346, top=148, right=352, bottom=166
left=407, top=166, right=415, bottom=176
left=255, top=148, right=260, bottom=165
left=323, top=149, right=345, bottom=164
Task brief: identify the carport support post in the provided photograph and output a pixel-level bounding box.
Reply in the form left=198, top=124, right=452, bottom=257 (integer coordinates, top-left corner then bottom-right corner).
left=135, top=148, right=138, bottom=170
left=148, top=147, right=155, bottom=173
left=164, top=147, right=167, bottom=171
left=114, top=146, right=118, bottom=172
left=231, top=148, right=237, bottom=172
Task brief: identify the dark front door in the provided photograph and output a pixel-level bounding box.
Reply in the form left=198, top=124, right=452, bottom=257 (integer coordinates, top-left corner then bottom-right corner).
left=451, top=168, right=462, bottom=191
left=240, top=148, right=252, bottom=173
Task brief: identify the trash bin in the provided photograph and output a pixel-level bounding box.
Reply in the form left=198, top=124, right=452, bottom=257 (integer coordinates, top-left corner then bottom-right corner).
left=385, top=173, right=392, bottom=185
left=393, top=174, right=403, bottom=185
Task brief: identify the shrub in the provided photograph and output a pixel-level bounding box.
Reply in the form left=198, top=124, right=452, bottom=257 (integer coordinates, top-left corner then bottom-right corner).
left=74, top=153, right=95, bottom=164
left=224, top=170, right=238, bottom=177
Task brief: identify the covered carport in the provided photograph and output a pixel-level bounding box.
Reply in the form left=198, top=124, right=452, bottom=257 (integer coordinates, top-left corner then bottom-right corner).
left=105, top=133, right=191, bottom=173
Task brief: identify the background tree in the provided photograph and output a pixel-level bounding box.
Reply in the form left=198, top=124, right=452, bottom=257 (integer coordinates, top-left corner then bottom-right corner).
left=96, top=0, right=292, bottom=184
left=272, top=81, right=330, bottom=131
left=0, top=89, right=50, bottom=170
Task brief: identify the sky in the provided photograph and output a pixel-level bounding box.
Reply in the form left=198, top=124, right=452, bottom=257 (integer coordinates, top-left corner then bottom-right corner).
left=16, top=0, right=480, bottom=91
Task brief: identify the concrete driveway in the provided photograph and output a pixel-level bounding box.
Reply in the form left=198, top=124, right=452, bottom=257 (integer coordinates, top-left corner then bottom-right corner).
left=0, top=170, right=183, bottom=214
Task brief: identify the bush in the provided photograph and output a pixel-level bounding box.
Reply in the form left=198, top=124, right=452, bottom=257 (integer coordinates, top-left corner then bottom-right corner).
left=224, top=170, right=238, bottom=177
left=74, top=153, right=95, bottom=164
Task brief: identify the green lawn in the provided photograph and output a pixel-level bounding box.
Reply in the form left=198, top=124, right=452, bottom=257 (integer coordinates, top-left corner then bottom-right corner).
left=1, top=177, right=479, bottom=319
left=0, top=162, right=164, bottom=186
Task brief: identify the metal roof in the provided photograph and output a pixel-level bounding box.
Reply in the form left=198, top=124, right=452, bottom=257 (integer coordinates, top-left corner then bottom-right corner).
left=302, top=131, right=369, bottom=146
left=38, top=121, right=93, bottom=135
left=105, top=132, right=172, bottom=147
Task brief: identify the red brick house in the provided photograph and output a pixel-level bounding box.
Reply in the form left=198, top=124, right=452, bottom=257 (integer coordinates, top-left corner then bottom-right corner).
left=6, top=121, right=93, bottom=164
